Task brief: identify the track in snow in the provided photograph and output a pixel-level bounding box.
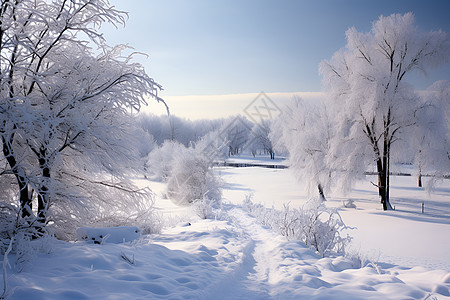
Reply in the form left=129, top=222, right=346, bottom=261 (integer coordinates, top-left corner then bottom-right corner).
left=209, top=204, right=450, bottom=300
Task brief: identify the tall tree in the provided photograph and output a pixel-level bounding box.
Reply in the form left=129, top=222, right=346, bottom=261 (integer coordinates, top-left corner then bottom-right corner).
left=271, top=97, right=332, bottom=200
left=319, top=13, right=449, bottom=210
left=412, top=80, right=450, bottom=188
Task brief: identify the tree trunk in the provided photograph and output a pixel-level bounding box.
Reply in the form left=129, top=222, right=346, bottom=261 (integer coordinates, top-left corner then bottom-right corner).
left=378, top=128, right=393, bottom=211
left=376, top=157, right=387, bottom=210
left=377, top=159, right=393, bottom=210
left=378, top=110, right=394, bottom=211
left=2, top=135, right=32, bottom=218
left=318, top=184, right=326, bottom=201
left=386, top=141, right=390, bottom=205
left=418, top=168, right=422, bottom=188
left=37, top=148, right=50, bottom=225
left=418, top=151, right=423, bottom=187
left=365, top=118, right=392, bottom=211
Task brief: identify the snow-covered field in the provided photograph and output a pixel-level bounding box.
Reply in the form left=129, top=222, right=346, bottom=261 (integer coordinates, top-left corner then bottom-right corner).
left=219, top=163, right=450, bottom=272
left=2, top=157, right=450, bottom=299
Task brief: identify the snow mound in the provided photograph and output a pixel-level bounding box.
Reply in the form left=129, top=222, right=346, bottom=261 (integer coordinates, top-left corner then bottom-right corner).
left=76, top=226, right=141, bottom=244
left=4, top=219, right=248, bottom=300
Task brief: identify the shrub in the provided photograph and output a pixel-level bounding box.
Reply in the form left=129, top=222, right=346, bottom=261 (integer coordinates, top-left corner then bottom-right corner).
left=146, top=140, right=222, bottom=219
left=243, top=195, right=352, bottom=257
left=146, top=141, right=184, bottom=181
left=47, top=183, right=162, bottom=240
left=166, top=146, right=221, bottom=207
left=0, top=202, right=17, bottom=253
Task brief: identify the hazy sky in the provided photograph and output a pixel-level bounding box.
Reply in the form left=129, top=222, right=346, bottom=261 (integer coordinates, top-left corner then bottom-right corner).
left=104, top=0, right=450, bottom=118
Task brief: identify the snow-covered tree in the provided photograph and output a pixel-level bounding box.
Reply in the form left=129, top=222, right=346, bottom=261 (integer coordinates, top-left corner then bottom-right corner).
left=146, top=140, right=185, bottom=181
left=249, top=120, right=275, bottom=159
left=138, top=114, right=172, bottom=145
left=319, top=13, right=449, bottom=210
left=0, top=0, right=164, bottom=235
left=220, top=116, right=252, bottom=156
left=138, top=113, right=224, bottom=148
left=272, top=98, right=332, bottom=200
left=166, top=145, right=222, bottom=207
left=195, top=129, right=229, bottom=163
left=412, top=81, right=450, bottom=188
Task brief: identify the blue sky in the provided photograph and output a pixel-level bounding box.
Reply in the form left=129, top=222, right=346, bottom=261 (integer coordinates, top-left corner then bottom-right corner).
left=104, top=0, right=450, bottom=118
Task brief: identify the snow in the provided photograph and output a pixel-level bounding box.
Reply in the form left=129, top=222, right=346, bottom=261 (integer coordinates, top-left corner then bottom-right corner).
left=2, top=157, right=450, bottom=299
left=221, top=165, right=450, bottom=272
left=76, top=226, right=141, bottom=244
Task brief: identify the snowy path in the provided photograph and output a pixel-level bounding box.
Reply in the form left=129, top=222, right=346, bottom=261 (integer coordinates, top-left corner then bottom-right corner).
left=210, top=205, right=450, bottom=300
left=218, top=206, right=330, bottom=299
left=214, top=206, right=279, bottom=299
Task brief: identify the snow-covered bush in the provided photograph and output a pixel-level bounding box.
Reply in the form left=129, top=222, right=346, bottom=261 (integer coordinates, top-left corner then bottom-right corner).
left=1, top=217, right=54, bottom=278
left=0, top=203, right=18, bottom=254
left=191, top=197, right=222, bottom=220
left=47, top=180, right=162, bottom=240
left=0, top=203, right=48, bottom=265
left=298, top=198, right=352, bottom=257
left=243, top=194, right=276, bottom=228
left=147, top=139, right=222, bottom=218
left=166, top=146, right=222, bottom=207
left=276, top=204, right=299, bottom=239
left=146, top=141, right=185, bottom=181
left=243, top=195, right=352, bottom=257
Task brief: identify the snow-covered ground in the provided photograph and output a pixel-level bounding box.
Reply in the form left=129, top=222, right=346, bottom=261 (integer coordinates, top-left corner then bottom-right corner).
left=2, top=157, right=450, bottom=299
left=219, top=162, right=450, bottom=272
